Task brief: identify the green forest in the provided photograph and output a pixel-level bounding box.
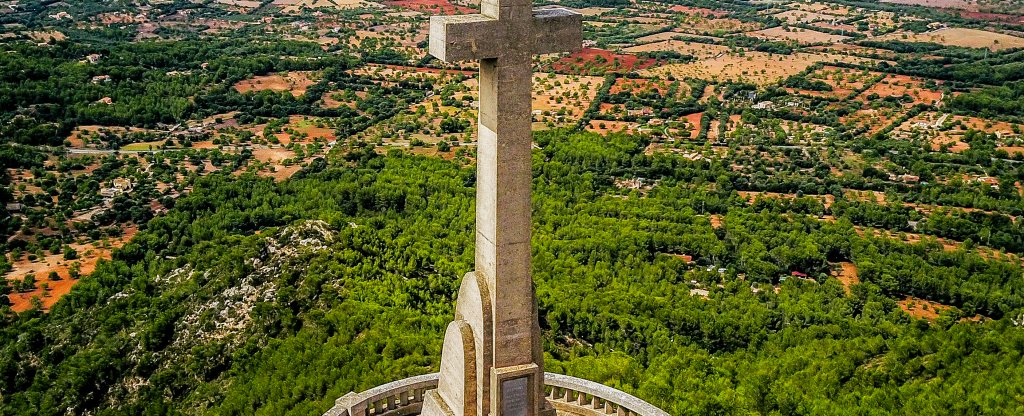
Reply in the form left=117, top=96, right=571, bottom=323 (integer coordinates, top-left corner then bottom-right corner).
left=4, top=0, right=1024, bottom=414
left=2, top=131, right=1024, bottom=415
left=950, top=81, right=1024, bottom=118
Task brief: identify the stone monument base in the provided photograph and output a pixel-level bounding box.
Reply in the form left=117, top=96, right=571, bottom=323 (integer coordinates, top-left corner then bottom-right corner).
left=322, top=372, right=670, bottom=416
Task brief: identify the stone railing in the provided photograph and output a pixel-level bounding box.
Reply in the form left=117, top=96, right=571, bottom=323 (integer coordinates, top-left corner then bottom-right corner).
left=323, top=373, right=438, bottom=416
left=323, top=373, right=669, bottom=416
left=543, top=373, right=670, bottom=416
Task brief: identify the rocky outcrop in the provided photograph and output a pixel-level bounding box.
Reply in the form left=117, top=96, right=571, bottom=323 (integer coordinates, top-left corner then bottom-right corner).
left=100, top=220, right=338, bottom=411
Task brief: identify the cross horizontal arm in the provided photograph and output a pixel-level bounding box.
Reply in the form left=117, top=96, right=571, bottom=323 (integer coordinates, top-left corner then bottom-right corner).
left=429, top=8, right=583, bottom=63
left=531, top=8, right=583, bottom=56
left=429, top=15, right=501, bottom=62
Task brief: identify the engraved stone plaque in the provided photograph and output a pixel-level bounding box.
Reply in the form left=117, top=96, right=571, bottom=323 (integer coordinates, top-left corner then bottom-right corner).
left=501, top=377, right=529, bottom=416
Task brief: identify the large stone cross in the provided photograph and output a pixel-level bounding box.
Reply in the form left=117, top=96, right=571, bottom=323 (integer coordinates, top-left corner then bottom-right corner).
left=423, top=2, right=581, bottom=416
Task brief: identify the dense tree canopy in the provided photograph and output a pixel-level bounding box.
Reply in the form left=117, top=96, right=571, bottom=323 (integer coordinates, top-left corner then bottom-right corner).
left=2, top=131, right=1024, bottom=415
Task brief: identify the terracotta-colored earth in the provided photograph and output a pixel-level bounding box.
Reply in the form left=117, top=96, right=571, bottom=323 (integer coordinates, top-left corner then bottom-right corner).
left=233, top=71, right=319, bottom=97
left=789, top=66, right=885, bottom=100
left=834, top=262, right=860, bottom=295
left=932, top=136, right=970, bottom=153
left=956, top=116, right=1019, bottom=135
left=65, top=125, right=156, bottom=149
left=709, top=214, right=723, bottom=228
left=7, top=227, right=138, bottom=312
left=252, top=147, right=296, bottom=164
left=192, top=140, right=218, bottom=149
left=550, top=48, right=657, bottom=75
left=957, top=11, right=1024, bottom=24
left=532, top=73, right=603, bottom=126
left=609, top=77, right=675, bottom=96
left=893, top=113, right=1019, bottom=153
left=263, top=164, right=303, bottom=182
left=385, top=0, right=474, bottom=14
left=586, top=120, right=640, bottom=135
left=683, top=113, right=704, bottom=139
left=707, top=114, right=743, bottom=140
left=898, top=296, right=952, bottom=321
left=857, top=74, right=944, bottom=106
left=271, top=116, right=337, bottom=144
left=842, top=108, right=906, bottom=135
left=854, top=226, right=960, bottom=252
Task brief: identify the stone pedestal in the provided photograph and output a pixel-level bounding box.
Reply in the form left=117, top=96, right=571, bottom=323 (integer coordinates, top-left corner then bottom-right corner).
left=423, top=272, right=548, bottom=416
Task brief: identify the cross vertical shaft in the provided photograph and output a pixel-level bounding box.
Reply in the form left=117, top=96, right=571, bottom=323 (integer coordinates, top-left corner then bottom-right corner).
left=476, top=51, right=535, bottom=368
left=425, top=3, right=581, bottom=415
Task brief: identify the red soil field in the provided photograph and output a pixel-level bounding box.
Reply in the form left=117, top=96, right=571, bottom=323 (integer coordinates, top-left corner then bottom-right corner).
left=386, top=0, right=474, bottom=14
left=860, top=74, right=943, bottom=106
left=7, top=227, right=138, bottom=313
left=957, top=11, right=1024, bottom=24
left=898, top=296, right=951, bottom=321
left=263, top=164, right=302, bottom=182
left=684, top=112, right=703, bottom=139
left=550, top=48, right=657, bottom=75
left=586, top=119, right=639, bottom=135
left=191, top=140, right=218, bottom=149
left=233, top=71, right=318, bottom=97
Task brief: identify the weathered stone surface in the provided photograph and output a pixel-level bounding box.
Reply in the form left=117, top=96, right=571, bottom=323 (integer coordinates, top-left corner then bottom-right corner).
left=437, top=320, right=477, bottom=416
left=532, top=9, right=583, bottom=56
left=423, top=390, right=456, bottom=416
left=455, top=272, right=494, bottom=413
left=428, top=15, right=500, bottom=62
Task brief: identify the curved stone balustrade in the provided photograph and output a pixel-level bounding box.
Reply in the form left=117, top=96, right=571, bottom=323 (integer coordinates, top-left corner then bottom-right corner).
left=543, top=373, right=669, bottom=416
left=324, top=373, right=439, bottom=416
left=323, top=373, right=669, bottom=416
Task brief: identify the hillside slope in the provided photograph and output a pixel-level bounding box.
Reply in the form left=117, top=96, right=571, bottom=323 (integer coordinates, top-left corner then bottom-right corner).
left=2, top=132, right=1024, bottom=415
